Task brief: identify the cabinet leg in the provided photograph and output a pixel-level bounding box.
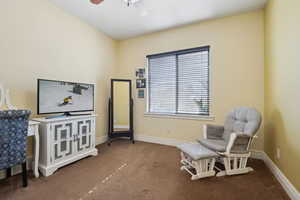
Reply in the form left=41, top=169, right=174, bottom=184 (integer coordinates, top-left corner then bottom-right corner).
left=33, top=127, right=40, bottom=178
left=41, top=167, right=58, bottom=177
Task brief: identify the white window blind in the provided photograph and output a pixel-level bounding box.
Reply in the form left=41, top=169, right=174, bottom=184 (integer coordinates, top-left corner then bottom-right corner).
left=147, top=46, right=210, bottom=116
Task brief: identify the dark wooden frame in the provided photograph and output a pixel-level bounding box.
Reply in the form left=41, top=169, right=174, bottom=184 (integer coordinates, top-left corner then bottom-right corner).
left=6, top=161, right=28, bottom=187
left=108, top=79, right=134, bottom=145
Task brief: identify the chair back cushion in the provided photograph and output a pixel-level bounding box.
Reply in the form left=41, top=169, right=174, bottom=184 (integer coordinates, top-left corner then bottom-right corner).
left=0, top=110, right=31, bottom=170
left=223, top=107, right=261, bottom=143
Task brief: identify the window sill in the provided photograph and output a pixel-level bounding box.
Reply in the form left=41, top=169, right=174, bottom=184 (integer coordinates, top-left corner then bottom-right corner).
left=144, top=112, right=215, bottom=121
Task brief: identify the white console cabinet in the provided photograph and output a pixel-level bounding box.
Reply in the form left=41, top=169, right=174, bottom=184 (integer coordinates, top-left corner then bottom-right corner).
left=32, top=115, right=98, bottom=176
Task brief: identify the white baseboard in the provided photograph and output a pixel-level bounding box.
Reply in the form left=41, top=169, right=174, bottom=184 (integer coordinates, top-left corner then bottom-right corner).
left=95, top=135, right=108, bottom=146
left=242, top=150, right=299, bottom=200
left=95, top=134, right=183, bottom=147
left=257, top=151, right=300, bottom=200
left=250, top=150, right=265, bottom=160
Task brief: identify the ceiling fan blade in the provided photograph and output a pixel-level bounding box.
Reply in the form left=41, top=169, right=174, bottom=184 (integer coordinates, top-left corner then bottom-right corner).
left=90, top=0, right=104, bottom=5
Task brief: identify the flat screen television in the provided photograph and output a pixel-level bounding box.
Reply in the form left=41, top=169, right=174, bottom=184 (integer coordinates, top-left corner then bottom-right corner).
left=37, top=79, right=94, bottom=115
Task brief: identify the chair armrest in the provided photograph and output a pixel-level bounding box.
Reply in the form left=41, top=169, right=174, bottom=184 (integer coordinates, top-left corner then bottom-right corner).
left=203, top=124, right=224, bottom=140
left=225, top=133, right=252, bottom=154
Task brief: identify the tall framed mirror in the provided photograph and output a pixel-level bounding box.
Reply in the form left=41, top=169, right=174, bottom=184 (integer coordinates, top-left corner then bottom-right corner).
left=108, top=79, right=134, bottom=145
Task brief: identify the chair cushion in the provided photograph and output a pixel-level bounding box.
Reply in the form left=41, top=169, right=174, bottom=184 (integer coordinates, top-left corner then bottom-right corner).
left=206, top=124, right=224, bottom=140
left=197, top=139, right=227, bottom=152
left=223, top=107, right=262, bottom=143
left=177, top=143, right=218, bottom=160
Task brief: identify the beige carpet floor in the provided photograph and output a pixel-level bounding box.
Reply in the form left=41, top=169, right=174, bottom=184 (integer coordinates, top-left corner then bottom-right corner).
left=0, top=140, right=290, bottom=200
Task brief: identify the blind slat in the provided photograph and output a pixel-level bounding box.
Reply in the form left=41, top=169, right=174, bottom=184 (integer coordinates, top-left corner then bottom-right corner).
left=149, top=55, right=176, bottom=113
left=148, top=47, right=210, bottom=115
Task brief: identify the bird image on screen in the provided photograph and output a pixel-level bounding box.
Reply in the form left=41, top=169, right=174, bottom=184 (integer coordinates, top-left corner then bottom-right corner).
left=38, top=79, right=94, bottom=115
left=59, top=96, right=73, bottom=107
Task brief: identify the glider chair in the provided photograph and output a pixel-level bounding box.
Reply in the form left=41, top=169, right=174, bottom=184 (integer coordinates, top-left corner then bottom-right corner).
left=0, top=110, right=31, bottom=187
left=198, top=107, right=262, bottom=177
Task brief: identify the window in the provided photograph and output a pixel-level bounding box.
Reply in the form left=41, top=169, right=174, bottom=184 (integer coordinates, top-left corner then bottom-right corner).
left=147, top=46, right=210, bottom=116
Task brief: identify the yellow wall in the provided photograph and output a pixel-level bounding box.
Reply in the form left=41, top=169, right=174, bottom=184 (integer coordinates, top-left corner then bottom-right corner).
left=264, top=0, right=300, bottom=191
left=1, top=0, right=299, bottom=191
left=0, top=0, right=265, bottom=169
left=0, top=0, right=117, bottom=150
left=117, top=10, right=265, bottom=150
left=113, top=81, right=130, bottom=126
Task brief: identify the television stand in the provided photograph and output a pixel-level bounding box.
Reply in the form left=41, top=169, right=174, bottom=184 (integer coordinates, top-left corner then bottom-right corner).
left=32, top=114, right=98, bottom=176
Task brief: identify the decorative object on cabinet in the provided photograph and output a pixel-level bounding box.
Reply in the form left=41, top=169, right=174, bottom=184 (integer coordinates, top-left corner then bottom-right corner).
left=108, top=79, right=134, bottom=145
left=32, top=115, right=98, bottom=176
left=0, top=110, right=31, bottom=187
left=0, top=84, right=4, bottom=107
left=0, top=83, right=17, bottom=110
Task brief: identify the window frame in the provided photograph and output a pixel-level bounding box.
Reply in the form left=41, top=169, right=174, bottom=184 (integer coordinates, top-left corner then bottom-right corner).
left=145, top=46, right=213, bottom=120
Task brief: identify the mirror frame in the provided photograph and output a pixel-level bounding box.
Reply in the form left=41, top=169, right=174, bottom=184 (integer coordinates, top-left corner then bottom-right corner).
left=108, top=79, right=134, bottom=144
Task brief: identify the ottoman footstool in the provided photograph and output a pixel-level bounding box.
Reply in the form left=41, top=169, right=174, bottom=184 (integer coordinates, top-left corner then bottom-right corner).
left=177, top=143, right=219, bottom=180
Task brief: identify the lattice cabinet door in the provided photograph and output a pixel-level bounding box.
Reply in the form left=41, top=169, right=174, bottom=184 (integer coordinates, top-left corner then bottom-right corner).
left=50, top=122, right=75, bottom=164
left=75, top=119, right=95, bottom=153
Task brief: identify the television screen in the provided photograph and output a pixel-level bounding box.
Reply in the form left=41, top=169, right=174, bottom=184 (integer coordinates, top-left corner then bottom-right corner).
left=38, top=79, right=94, bottom=114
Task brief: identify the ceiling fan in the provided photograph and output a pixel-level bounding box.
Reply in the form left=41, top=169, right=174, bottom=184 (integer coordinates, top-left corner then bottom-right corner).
left=90, top=0, right=141, bottom=6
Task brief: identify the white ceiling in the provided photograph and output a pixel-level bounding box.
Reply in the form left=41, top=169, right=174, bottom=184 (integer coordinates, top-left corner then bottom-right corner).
left=49, top=0, right=267, bottom=40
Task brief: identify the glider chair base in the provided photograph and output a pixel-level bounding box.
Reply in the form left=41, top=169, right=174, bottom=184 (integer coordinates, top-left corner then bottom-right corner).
left=177, top=143, right=255, bottom=180
left=177, top=143, right=218, bottom=180
left=216, top=167, right=254, bottom=177
left=216, top=152, right=253, bottom=177
left=180, top=153, right=216, bottom=180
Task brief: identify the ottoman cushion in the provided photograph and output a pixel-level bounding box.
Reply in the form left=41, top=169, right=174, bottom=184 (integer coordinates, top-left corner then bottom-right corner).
left=177, top=143, right=218, bottom=160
